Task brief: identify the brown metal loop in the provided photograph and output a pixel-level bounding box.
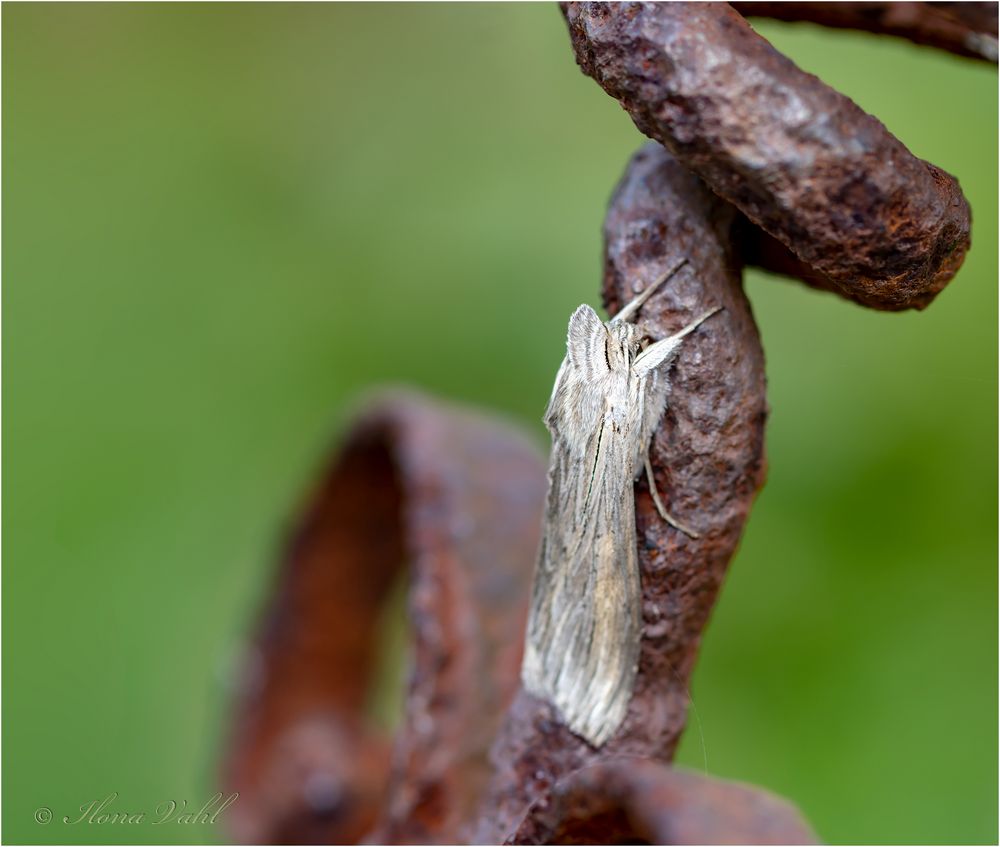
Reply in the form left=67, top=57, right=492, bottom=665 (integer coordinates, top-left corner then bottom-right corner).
left=508, top=759, right=818, bottom=845
left=473, top=143, right=768, bottom=843
left=562, top=1, right=973, bottom=310
left=733, top=2, right=998, bottom=63
left=221, top=391, right=546, bottom=844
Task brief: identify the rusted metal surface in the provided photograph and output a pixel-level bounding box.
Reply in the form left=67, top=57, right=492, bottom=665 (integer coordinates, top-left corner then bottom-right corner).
left=563, top=1, right=972, bottom=311
left=509, top=761, right=818, bottom=845
left=473, top=143, right=768, bottom=843
left=369, top=395, right=546, bottom=845
left=221, top=391, right=546, bottom=844
left=734, top=2, right=999, bottom=62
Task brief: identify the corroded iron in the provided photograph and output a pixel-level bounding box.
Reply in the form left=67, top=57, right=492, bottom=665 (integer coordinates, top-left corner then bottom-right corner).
left=735, top=2, right=998, bottom=62
left=509, top=760, right=818, bottom=845
left=473, top=142, right=768, bottom=843
left=222, top=392, right=546, bottom=843
left=563, top=2, right=972, bottom=310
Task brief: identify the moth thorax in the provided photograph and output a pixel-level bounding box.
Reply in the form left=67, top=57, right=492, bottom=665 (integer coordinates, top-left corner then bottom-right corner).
left=609, top=321, right=644, bottom=358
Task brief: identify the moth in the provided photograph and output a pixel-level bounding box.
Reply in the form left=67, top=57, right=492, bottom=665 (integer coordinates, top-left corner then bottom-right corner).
left=521, top=260, right=721, bottom=746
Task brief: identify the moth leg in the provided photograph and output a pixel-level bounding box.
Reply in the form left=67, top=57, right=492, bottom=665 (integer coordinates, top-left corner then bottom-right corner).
left=644, top=454, right=700, bottom=539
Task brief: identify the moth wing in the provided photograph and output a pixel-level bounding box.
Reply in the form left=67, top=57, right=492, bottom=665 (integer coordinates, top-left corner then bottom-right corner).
left=566, top=304, right=608, bottom=376
left=544, top=305, right=609, bottom=453
left=522, top=410, right=641, bottom=747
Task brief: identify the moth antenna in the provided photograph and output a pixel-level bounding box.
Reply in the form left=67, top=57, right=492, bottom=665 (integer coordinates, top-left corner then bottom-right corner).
left=670, top=305, right=723, bottom=341
left=632, top=306, right=723, bottom=376
left=612, top=258, right=689, bottom=324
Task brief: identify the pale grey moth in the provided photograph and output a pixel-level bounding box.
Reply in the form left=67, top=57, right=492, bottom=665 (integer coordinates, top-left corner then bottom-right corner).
left=521, top=260, right=721, bottom=747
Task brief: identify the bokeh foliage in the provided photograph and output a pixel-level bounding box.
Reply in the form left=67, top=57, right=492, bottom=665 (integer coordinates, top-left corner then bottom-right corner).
left=4, top=4, right=996, bottom=844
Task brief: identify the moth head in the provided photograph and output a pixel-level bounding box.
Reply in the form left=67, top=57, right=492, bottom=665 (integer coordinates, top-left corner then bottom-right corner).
left=608, top=320, right=647, bottom=352
left=605, top=320, right=647, bottom=370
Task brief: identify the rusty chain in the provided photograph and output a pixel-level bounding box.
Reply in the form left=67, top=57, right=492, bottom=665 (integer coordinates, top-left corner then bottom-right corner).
left=222, top=3, right=993, bottom=843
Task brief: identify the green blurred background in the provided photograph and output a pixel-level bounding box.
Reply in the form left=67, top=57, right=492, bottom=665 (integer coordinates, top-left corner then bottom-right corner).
left=4, top=4, right=996, bottom=845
